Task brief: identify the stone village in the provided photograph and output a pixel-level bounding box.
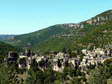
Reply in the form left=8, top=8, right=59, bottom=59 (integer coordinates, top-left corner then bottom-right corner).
left=5, top=46, right=112, bottom=73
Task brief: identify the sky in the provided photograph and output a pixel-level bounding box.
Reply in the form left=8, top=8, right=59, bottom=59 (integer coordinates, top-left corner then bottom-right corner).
left=0, top=0, right=112, bottom=34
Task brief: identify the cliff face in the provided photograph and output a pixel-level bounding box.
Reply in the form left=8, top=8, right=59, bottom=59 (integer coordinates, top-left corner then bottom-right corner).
left=59, top=23, right=84, bottom=29
left=85, top=10, right=112, bottom=25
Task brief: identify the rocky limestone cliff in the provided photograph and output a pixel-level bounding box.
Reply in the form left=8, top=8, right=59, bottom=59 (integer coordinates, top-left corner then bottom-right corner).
left=85, top=10, right=112, bottom=25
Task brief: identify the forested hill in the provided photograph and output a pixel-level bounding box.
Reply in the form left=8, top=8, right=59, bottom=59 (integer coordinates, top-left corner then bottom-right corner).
left=0, top=41, right=19, bottom=56
left=4, top=10, right=112, bottom=52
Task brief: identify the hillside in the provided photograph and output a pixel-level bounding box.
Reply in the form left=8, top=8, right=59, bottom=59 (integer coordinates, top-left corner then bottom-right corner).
left=6, top=24, right=83, bottom=47
left=85, top=10, right=112, bottom=25
left=0, top=41, right=20, bottom=56
left=5, top=10, right=112, bottom=52
left=0, top=41, right=21, bottom=63
left=34, top=22, right=112, bottom=52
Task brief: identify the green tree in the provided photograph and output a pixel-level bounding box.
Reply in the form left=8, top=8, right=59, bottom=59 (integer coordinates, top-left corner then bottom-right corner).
left=88, top=64, right=112, bottom=84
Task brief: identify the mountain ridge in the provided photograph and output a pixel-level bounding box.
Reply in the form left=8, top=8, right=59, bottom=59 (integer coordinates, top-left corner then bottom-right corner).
left=2, top=10, right=112, bottom=52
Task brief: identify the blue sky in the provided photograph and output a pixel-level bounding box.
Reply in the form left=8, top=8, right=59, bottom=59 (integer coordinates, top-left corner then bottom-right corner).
left=0, top=0, right=112, bottom=34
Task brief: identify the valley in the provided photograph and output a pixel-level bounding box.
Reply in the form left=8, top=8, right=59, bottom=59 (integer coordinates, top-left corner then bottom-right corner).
left=0, top=10, right=112, bottom=84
